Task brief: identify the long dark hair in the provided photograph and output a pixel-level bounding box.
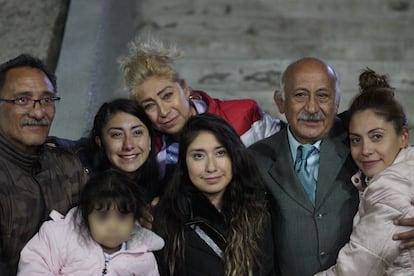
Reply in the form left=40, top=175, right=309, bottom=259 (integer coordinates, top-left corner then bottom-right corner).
left=85, top=98, right=160, bottom=199
left=154, top=113, right=268, bottom=275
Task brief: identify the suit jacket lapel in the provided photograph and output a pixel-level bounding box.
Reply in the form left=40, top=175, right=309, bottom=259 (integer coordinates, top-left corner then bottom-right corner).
left=315, top=124, right=350, bottom=209
left=267, top=129, right=315, bottom=212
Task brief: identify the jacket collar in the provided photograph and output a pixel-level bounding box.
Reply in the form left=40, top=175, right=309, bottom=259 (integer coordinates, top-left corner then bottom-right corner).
left=0, top=134, right=41, bottom=173
left=186, top=190, right=227, bottom=248
left=188, top=191, right=224, bottom=225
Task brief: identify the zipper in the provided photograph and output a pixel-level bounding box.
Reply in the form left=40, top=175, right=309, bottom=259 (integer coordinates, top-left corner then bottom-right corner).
left=102, top=259, right=109, bottom=275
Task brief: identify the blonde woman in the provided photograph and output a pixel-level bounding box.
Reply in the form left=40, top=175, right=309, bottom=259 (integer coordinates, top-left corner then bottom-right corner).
left=119, top=37, right=283, bottom=183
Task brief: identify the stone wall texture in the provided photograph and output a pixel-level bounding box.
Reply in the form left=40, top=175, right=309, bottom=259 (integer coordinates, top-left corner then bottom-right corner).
left=0, top=0, right=69, bottom=71
left=1, top=0, right=413, bottom=141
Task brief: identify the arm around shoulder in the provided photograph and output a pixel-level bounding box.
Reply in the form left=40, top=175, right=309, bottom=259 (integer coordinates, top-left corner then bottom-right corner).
left=315, top=175, right=414, bottom=275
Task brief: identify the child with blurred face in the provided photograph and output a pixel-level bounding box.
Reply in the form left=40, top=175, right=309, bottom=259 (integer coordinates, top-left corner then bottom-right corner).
left=18, top=171, right=164, bottom=275
left=87, top=204, right=135, bottom=255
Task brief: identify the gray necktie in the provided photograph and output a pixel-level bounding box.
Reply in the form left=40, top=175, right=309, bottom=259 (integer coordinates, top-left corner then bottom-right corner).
left=295, top=144, right=317, bottom=205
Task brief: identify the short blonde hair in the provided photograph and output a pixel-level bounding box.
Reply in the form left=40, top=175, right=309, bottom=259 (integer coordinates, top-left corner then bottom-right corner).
left=119, top=36, right=185, bottom=100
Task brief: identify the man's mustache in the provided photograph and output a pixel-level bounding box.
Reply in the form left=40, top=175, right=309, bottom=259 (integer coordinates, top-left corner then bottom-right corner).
left=297, top=112, right=325, bottom=121
left=20, top=119, right=50, bottom=126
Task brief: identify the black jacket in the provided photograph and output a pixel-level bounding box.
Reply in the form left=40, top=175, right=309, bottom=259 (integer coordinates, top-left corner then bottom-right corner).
left=160, top=190, right=275, bottom=276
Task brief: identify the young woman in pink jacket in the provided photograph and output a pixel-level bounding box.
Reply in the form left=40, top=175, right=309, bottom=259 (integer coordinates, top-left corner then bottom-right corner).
left=316, top=69, right=414, bottom=275
left=17, top=170, right=164, bottom=275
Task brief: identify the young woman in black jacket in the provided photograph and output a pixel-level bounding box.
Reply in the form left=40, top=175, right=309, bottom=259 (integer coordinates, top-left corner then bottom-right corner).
left=154, top=113, right=275, bottom=276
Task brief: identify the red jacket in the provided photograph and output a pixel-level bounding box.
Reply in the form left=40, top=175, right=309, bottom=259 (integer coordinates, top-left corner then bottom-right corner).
left=156, top=90, right=283, bottom=177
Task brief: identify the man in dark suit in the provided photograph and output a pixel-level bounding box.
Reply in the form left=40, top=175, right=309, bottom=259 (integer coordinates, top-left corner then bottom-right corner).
left=250, top=57, right=414, bottom=276
left=250, top=57, right=359, bottom=276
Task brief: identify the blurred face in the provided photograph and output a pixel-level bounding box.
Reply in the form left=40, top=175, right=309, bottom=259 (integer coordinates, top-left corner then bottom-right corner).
left=275, top=60, right=339, bottom=144
left=186, top=131, right=232, bottom=209
left=349, top=109, right=408, bottom=178
left=88, top=206, right=135, bottom=254
left=0, top=67, right=56, bottom=154
left=96, top=112, right=151, bottom=173
left=135, top=77, right=195, bottom=138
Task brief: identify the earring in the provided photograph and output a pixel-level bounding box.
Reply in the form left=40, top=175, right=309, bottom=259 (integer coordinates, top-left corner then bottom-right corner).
left=188, top=94, right=201, bottom=101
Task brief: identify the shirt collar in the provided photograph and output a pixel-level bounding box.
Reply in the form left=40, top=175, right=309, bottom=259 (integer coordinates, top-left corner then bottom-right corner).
left=103, top=241, right=127, bottom=260
left=287, top=126, right=321, bottom=162
left=191, top=97, right=208, bottom=114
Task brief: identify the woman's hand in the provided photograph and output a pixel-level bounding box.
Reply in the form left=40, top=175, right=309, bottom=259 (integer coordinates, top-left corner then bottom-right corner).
left=139, top=196, right=160, bottom=230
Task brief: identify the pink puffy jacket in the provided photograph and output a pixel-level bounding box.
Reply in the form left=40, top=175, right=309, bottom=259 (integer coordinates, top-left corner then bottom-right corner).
left=315, top=146, right=414, bottom=275
left=17, top=207, right=164, bottom=275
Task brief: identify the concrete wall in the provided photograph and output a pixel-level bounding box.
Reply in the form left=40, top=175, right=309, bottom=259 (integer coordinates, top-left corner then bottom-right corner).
left=1, top=0, right=413, bottom=141
left=0, top=0, right=68, bottom=71
left=50, top=0, right=136, bottom=138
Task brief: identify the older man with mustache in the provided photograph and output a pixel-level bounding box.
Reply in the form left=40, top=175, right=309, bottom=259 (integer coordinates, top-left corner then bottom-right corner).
left=249, top=57, right=414, bottom=276
left=0, top=54, right=88, bottom=275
